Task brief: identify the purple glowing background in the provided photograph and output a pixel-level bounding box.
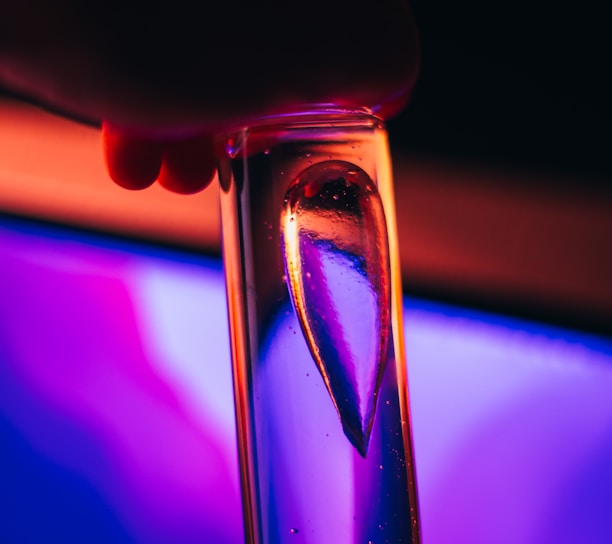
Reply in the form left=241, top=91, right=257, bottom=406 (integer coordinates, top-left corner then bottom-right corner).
left=405, top=303, right=612, bottom=544
left=0, top=220, right=242, bottom=544
left=1, top=217, right=611, bottom=543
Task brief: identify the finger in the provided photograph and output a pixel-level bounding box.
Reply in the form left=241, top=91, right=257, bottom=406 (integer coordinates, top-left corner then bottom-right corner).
left=158, top=135, right=217, bottom=194
left=102, top=122, right=162, bottom=190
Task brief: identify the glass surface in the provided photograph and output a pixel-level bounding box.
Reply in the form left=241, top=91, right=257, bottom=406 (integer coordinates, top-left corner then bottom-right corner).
left=218, top=112, right=420, bottom=544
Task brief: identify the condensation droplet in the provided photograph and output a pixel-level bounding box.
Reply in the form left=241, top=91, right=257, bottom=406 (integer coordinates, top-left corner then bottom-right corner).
left=280, top=160, right=391, bottom=457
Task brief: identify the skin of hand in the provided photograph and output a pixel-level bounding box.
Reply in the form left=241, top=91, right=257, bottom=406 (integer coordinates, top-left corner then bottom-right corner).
left=0, top=0, right=419, bottom=193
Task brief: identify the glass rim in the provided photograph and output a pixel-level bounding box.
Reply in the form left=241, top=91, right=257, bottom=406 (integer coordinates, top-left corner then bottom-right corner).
left=218, top=105, right=384, bottom=135
left=216, top=105, right=386, bottom=159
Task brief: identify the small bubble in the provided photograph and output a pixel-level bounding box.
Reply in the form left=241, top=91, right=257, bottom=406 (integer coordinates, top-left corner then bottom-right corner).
left=379, top=464, right=384, bottom=470
left=290, top=528, right=299, bottom=534
left=305, top=152, right=311, bottom=157
left=332, top=194, right=339, bottom=200
left=385, top=400, right=390, bottom=405
left=264, top=148, right=270, bottom=155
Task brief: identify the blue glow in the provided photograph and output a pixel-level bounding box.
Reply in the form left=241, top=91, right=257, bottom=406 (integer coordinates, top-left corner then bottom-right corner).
left=1, top=214, right=611, bottom=543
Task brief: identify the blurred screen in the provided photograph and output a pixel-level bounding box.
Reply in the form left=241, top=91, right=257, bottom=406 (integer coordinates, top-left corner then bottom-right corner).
left=1, top=214, right=611, bottom=544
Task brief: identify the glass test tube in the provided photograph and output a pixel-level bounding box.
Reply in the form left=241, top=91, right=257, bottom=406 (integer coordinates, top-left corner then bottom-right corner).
left=217, top=109, right=420, bottom=544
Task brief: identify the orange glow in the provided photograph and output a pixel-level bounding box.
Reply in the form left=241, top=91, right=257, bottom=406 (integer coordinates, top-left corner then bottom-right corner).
left=393, top=155, right=612, bottom=318
left=0, top=97, right=219, bottom=251
left=1, top=95, right=609, bottom=321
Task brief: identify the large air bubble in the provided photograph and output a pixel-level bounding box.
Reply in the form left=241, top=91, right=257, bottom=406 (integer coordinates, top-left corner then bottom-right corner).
left=281, top=160, right=391, bottom=456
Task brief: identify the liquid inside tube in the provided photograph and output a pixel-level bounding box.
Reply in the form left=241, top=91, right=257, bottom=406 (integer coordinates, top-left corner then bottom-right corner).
left=280, top=160, right=391, bottom=456
left=219, top=115, right=421, bottom=543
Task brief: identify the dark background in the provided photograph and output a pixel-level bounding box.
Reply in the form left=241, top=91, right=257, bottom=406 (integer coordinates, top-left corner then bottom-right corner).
left=1, top=1, right=609, bottom=333
left=388, top=0, right=611, bottom=188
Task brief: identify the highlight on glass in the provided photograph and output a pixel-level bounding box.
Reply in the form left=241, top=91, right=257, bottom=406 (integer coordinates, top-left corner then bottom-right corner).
left=217, top=108, right=421, bottom=544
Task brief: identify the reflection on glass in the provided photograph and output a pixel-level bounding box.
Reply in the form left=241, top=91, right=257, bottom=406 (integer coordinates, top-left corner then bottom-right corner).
left=218, top=110, right=420, bottom=544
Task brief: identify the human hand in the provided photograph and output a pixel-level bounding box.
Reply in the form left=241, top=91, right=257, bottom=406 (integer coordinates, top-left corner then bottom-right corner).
left=0, top=0, right=419, bottom=193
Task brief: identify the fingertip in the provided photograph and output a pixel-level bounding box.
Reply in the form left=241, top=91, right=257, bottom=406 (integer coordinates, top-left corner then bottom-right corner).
left=157, top=135, right=217, bottom=194
left=102, top=122, right=163, bottom=190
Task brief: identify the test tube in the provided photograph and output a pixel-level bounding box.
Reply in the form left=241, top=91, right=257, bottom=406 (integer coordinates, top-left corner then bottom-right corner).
left=217, top=108, right=420, bottom=544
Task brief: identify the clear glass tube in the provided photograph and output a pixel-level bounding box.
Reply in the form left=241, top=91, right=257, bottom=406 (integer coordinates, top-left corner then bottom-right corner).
left=217, top=109, right=420, bottom=544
